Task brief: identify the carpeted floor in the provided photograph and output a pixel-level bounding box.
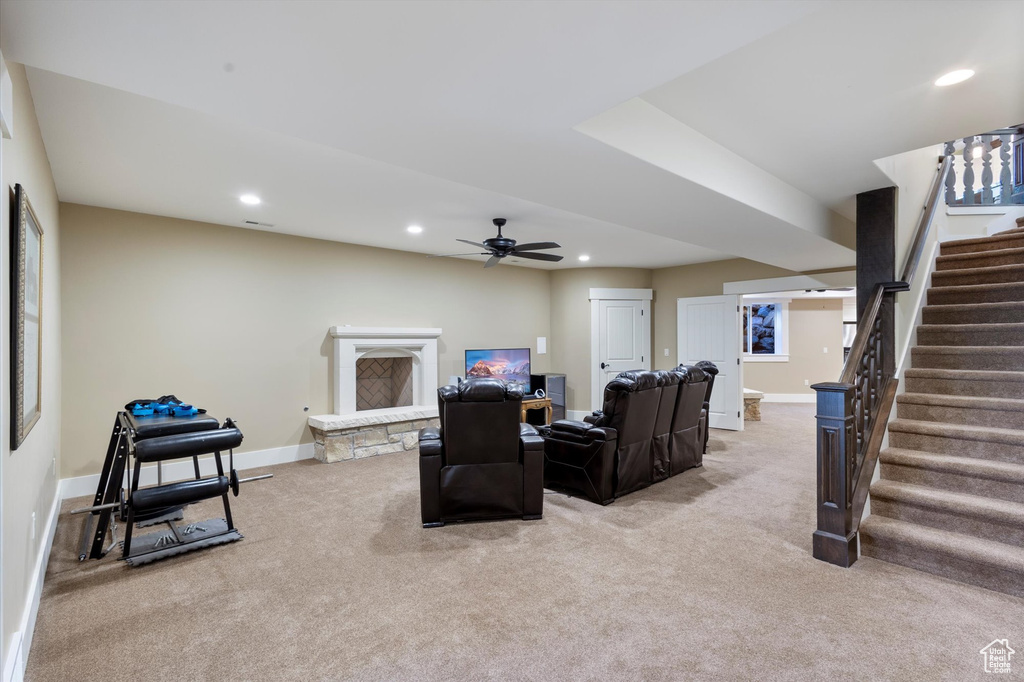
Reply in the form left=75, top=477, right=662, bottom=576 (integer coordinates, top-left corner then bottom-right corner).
left=28, top=404, right=1024, bottom=681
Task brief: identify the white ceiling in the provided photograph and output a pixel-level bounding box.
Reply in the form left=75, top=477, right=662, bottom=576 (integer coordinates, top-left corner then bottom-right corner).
left=2, top=1, right=1017, bottom=271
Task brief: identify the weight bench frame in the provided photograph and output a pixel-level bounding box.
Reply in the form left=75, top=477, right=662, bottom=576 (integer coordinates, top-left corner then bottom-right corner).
left=79, top=411, right=243, bottom=565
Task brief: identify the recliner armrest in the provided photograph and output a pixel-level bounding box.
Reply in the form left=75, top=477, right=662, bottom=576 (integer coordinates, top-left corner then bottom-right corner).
left=583, top=411, right=606, bottom=426
left=550, top=420, right=616, bottom=443
left=418, top=427, right=443, bottom=457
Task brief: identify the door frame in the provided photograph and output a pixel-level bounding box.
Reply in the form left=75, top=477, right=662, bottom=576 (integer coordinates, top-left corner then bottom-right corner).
left=589, top=288, right=652, bottom=411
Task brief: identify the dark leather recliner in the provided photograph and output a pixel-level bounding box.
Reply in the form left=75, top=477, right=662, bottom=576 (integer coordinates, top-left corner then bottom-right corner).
left=544, top=370, right=662, bottom=504
left=694, top=361, right=719, bottom=455
left=667, top=365, right=709, bottom=473
left=652, top=370, right=681, bottom=482
left=419, top=377, right=544, bottom=527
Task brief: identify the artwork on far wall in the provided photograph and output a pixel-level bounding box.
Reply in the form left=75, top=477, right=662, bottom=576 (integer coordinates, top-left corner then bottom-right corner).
left=11, top=183, right=44, bottom=449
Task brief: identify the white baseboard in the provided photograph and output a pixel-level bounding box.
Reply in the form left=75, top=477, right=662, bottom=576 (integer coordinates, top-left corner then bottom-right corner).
left=61, top=442, right=315, bottom=500
left=3, top=479, right=61, bottom=682
left=760, top=393, right=816, bottom=403
left=566, top=410, right=591, bottom=422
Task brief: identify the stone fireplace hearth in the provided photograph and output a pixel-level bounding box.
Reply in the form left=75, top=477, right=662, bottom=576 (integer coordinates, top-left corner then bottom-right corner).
left=308, top=326, right=442, bottom=463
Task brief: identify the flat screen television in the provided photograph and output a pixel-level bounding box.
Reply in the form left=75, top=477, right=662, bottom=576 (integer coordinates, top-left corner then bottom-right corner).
left=465, top=348, right=531, bottom=389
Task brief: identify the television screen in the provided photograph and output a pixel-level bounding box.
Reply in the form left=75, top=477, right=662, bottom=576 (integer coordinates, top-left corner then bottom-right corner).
left=465, top=348, right=531, bottom=389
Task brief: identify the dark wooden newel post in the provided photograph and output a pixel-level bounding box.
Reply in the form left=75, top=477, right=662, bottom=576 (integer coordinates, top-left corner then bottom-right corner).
left=812, top=186, right=897, bottom=567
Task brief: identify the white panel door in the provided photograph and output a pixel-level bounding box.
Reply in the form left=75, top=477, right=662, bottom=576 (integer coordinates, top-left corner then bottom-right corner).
left=677, top=295, right=742, bottom=431
left=595, top=299, right=648, bottom=407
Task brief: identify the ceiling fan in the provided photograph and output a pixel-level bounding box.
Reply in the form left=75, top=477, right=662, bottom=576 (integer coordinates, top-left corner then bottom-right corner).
left=430, top=218, right=563, bottom=268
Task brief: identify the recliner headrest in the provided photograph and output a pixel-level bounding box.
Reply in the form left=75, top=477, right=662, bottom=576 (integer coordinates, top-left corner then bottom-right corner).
left=654, top=370, right=680, bottom=386
left=675, top=365, right=708, bottom=383
left=439, top=377, right=522, bottom=402
left=612, top=370, right=659, bottom=391
left=694, top=360, right=719, bottom=376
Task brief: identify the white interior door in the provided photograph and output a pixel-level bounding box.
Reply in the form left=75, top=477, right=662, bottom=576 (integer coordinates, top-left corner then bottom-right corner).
left=591, top=297, right=650, bottom=410
left=677, top=295, right=742, bottom=431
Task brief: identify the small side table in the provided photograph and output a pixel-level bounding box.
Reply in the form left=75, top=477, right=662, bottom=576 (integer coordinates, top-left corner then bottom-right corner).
left=521, top=397, right=553, bottom=425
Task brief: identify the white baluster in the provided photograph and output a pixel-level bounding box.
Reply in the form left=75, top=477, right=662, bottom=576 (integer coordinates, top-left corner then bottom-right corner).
left=981, top=135, right=994, bottom=203
left=999, top=134, right=1013, bottom=204
left=962, top=137, right=976, bottom=205
left=944, top=141, right=957, bottom=204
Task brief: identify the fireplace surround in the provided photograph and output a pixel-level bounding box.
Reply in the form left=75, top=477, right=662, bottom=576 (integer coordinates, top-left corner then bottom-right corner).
left=307, top=326, right=442, bottom=462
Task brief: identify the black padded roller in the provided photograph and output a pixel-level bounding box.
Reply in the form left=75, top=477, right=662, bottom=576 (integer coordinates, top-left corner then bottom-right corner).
left=132, top=476, right=230, bottom=512
left=134, top=428, right=243, bottom=463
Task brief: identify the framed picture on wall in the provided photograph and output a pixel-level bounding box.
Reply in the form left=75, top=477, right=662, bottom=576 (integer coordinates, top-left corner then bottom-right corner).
left=11, top=183, right=43, bottom=449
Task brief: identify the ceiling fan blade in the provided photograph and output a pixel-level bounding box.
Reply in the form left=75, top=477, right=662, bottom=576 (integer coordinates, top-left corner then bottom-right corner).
left=484, top=255, right=502, bottom=268
left=514, top=251, right=563, bottom=262
left=512, top=242, right=561, bottom=252
left=427, top=252, right=489, bottom=258
left=456, top=239, right=490, bottom=249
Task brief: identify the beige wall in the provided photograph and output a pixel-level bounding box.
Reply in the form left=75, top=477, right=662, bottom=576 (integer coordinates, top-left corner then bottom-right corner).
left=549, top=268, right=651, bottom=412
left=59, top=204, right=551, bottom=477
left=651, top=258, right=796, bottom=370
left=1, top=62, right=62, bottom=665
left=743, top=299, right=844, bottom=396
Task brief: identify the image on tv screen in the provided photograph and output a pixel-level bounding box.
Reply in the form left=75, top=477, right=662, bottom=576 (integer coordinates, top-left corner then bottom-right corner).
left=465, top=348, right=531, bottom=389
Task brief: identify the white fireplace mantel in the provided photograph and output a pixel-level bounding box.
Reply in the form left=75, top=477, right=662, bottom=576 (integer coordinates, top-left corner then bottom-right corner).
left=326, top=326, right=442, bottom=419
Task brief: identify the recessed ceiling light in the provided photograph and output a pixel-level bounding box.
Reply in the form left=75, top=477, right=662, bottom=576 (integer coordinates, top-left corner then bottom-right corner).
left=578, top=255, right=591, bottom=262
left=934, top=69, right=974, bottom=87
left=407, top=225, right=423, bottom=234
left=239, top=194, right=261, bottom=205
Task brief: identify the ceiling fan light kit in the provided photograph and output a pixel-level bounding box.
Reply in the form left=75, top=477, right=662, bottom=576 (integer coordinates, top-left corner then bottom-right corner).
left=430, top=218, right=565, bottom=268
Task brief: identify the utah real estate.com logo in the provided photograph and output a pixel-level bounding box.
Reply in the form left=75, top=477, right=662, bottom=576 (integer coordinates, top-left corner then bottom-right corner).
left=980, top=639, right=1015, bottom=674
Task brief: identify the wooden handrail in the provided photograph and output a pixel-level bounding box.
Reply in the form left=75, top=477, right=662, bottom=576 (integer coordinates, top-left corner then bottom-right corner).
left=812, top=155, right=952, bottom=568
left=900, top=155, right=953, bottom=286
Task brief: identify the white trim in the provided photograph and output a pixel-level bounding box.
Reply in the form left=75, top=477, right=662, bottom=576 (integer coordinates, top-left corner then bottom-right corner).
left=743, top=354, right=790, bottom=363
left=945, top=205, right=1009, bottom=215
left=329, top=326, right=442, bottom=338
left=567, top=410, right=591, bottom=422
left=895, top=238, right=940, bottom=380
left=3, top=480, right=60, bottom=682
left=588, top=288, right=653, bottom=301
left=61, top=442, right=314, bottom=500
left=760, top=393, right=816, bottom=403
left=723, top=272, right=855, bottom=296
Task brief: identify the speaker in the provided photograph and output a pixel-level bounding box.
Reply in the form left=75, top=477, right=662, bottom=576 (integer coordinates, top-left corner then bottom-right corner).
left=528, top=373, right=566, bottom=425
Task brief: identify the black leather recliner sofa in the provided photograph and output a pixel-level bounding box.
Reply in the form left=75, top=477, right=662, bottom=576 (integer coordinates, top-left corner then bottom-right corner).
left=542, top=367, right=712, bottom=505
left=418, top=377, right=544, bottom=527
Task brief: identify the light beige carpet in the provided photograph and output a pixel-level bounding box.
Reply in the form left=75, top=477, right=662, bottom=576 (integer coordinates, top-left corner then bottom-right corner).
left=28, top=404, right=1024, bottom=681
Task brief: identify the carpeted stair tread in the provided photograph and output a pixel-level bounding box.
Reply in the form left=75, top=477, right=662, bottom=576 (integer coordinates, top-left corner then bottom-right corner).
left=911, top=345, right=1024, bottom=371
left=940, top=231, right=1024, bottom=256
left=860, top=516, right=1024, bottom=590
left=903, top=367, right=1024, bottom=398
left=927, top=281, right=1024, bottom=305
left=931, top=262, right=1024, bottom=287
left=881, top=447, right=1024, bottom=483
left=935, top=245, right=1024, bottom=271
left=897, top=391, right=1024, bottom=413
left=915, top=322, right=1024, bottom=346
left=904, top=367, right=1024, bottom=383
left=870, top=479, right=1024, bottom=529
left=880, top=447, right=1024, bottom=486
left=921, top=301, right=1024, bottom=325
left=889, top=418, right=1024, bottom=447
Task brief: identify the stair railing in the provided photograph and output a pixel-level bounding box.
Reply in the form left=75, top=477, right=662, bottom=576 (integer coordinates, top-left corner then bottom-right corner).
left=811, top=155, right=953, bottom=567
left=944, top=125, right=1023, bottom=206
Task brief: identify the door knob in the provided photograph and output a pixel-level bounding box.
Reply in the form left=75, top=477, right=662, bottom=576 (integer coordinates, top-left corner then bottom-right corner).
left=600, top=362, right=608, bottom=369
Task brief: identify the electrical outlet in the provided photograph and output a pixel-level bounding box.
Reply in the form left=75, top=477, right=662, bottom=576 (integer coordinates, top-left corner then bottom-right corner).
left=823, top=346, right=828, bottom=354
left=30, top=512, right=36, bottom=541
left=664, top=348, right=669, bottom=357
left=804, top=379, right=810, bottom=386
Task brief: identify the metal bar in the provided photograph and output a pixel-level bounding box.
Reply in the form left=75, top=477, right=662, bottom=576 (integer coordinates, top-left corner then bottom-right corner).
left=70, top=501, right=120, bottom=515
left=237, top=474, right=273, bottom=484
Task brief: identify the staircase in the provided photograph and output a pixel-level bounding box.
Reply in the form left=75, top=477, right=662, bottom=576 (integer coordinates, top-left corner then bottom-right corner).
left=860, top=217, right=1024, bottom=598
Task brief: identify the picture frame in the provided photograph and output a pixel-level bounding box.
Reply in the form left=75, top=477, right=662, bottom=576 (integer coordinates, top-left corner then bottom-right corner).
left=10, top=183, right=43, bottom=449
